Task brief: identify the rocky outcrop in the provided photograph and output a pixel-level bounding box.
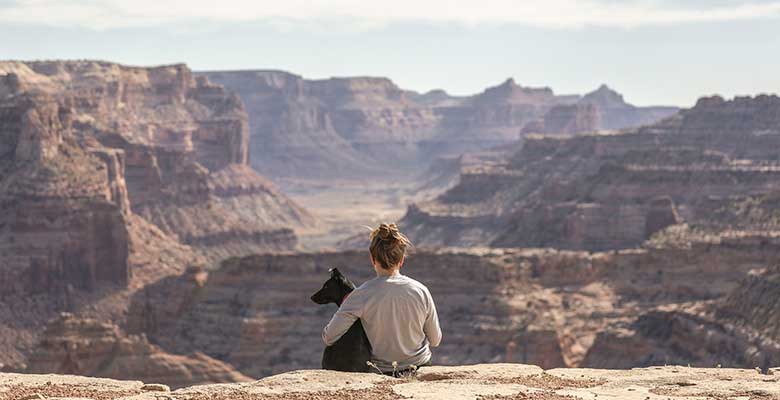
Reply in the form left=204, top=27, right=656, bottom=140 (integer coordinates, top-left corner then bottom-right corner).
left=582, top=268, right=780, bottom=371
left=4, top=363, right=780, bottom=400
left=714, top=264, right=780, bottom=352
left=404, top=94, right=780, bottom=251
left=0, top=61, right=315, bottom=264
left=201, top=71, right=678, bottom=181
left=581, top=84, right=680, bottom=130
left=0, top=60, right=314, bottom=378
left=124, top=236, right=779, bottom=377
left=522, top=103, right=601, bottom=135
left=24, top=313, right=251, bottom=389
left=0, top=93, right=130, bottom=295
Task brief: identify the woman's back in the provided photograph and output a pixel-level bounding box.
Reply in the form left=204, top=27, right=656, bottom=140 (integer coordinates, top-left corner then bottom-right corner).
left=347, top=274, right=441, bottom=370
left=321, top=222, right=442, bottom=373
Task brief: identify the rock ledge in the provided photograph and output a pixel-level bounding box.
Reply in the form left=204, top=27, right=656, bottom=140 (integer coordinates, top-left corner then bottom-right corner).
left=3, top=363, right=779, bottom=399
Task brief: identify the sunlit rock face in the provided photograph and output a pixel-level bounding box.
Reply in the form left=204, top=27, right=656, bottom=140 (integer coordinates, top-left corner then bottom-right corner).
left=125, top=239, right=779, bottom=377
left=0, top=92, right=130, bottom=295
left=403, top=94, right=780, bottom=251
left=0, top=61, right=315, bottom=275
left=201, top=72, right=677, bottom=181
left=580, top=84, right=679, bottom=130
left=25, top=313, right=251, bottom=389
left=4, top=363, right=780, bottom=400
left=0, top=60, right=314, bottom=372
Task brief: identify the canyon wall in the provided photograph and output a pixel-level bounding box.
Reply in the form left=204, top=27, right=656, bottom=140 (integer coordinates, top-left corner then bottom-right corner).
left=24, top=313, right=251, bottom=389
left=0, top=92, right=131, bottom=296
left=0, top=61, right=314, bottom=279
left=0, top=61, right=315, bottom=379
left=201, top=72, right=678, bottom=181
left=3, top=60, right=777, bottom=388
left=124, top=237, right=779, bottom=378
left=404, top=94, right=780, bottom=251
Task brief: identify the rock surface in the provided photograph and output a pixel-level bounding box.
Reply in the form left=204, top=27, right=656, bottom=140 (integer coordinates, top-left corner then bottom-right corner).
left=3, top=363, right=780, bottom=400
left=201, top=71, right=677, bottom=181
left=0, top=60, right=314, bottom=381
left=403, top=94, right=780, bottom=251
left=0, top=60, right=314, bottom=268
left=24, top=313, right=251, bottom=389
left=124, top=238, right=780, bottom=377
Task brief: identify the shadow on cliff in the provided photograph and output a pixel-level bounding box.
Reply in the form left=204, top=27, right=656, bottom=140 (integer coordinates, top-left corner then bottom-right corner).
left=125, top=250, right=535, bottom=378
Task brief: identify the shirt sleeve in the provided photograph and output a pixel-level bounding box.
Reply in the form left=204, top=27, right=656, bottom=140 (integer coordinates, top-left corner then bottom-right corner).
left=424, top=289, right=442, bottom=347
left=322, top=294, right=363, bottom=346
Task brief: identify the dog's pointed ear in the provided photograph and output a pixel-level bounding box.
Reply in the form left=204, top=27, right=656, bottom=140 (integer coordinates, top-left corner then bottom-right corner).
left=329, top=268, right=343, bottom=278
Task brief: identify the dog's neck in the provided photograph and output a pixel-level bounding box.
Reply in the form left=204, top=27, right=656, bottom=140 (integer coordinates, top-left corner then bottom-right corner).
left=336, top=289, right=354, bottom=307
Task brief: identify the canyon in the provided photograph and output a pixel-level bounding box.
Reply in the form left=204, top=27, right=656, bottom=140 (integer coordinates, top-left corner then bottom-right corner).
left=0, top=61, right=313, bottom=377
left=2, top=58, right=780, bottom=395
left=201, top=70, right=678, bottom=249
left=201, top=71, right=678, bottom=183
left=121, top=239, right=780, bottom=378
left=403, top=94, right=780, bottom=251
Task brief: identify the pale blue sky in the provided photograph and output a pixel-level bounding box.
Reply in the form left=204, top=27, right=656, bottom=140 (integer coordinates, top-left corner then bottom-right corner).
left=1, top=0, right=779, bottom=106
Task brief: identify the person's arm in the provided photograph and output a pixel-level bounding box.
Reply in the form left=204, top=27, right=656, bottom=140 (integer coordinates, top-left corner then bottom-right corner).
left=322, top=295, right=363, bottom=346
left=424, top=289, right=442, bottom=347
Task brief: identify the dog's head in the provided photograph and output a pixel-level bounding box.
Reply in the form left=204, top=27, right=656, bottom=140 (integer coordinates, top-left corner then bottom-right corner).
left=311, top=268, right=356, bottom=306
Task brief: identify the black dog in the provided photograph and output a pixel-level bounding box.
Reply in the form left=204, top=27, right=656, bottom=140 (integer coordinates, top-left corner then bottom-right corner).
left=311, top=268, right=372, bottom=372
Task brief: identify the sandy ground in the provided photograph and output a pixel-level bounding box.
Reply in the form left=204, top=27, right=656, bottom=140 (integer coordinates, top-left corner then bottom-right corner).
left=4, top=364, right=780, bottom=400
left=282, top=179, right=419, bottom=251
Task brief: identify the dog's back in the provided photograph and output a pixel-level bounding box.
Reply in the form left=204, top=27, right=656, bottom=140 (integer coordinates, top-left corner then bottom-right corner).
left=322, top=319, right=371, bottom=372
left=311, top=268, right=372, bottom=372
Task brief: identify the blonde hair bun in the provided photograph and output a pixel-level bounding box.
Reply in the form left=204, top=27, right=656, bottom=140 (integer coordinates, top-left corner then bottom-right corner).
left=369, top=223, right=412, bottom=270
left=376, top=223, right=399, bottom=241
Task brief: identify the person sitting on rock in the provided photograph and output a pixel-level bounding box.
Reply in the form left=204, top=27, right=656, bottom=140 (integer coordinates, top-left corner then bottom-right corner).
left=322, top=223, right=442, bottom=375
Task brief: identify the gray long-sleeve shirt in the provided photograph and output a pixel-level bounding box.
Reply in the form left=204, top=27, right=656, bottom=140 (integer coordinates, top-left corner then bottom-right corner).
left=322, top=273, right=442, bottom=372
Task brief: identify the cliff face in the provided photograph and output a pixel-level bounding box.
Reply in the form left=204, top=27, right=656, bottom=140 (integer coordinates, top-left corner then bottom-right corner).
left=524, top=103, right=601, bottom=135
left=582, top=258, right=780, bottom=371
left=124, top=237, right=779, bottom=377
left=581, top=84, right=679, bottom=130
left=0, top=61, right=315, bottom=378
left=0, top=92, right=130, bottom=295
left=716, top=263, right=780, bottom=346
left=201, top=72, right=678, bottom=181
left=403, top=94, right=780, bottom=251
left=0, top=61, right=314, bottom=265
left=24, top=313, right=251, bottom=389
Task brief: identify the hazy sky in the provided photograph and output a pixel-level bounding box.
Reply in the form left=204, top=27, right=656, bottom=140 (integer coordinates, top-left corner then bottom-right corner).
left=1, top=0, right=779, bottom=106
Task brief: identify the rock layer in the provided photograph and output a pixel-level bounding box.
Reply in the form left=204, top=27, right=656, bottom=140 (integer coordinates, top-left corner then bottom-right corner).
left=126, top=237, right=779, bottom=377
left=404, top=94, right=780, bottom=251
left=25, top=313, right=251, bottom=389
left=201, top=72, right=678, bottom=181
left=0, top=60, right=314, bottom=378
left=0, top=92, right=130, bottom=295
left=3, top=363, right=780, bottom=400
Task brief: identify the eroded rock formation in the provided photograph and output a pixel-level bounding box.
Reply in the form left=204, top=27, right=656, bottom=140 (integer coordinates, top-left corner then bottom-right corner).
left=201, top=71, right=678, bottom=181
left=0, top=60, right=314, bottom=378
left=0, top=92, right=130, bottom=295
left=0, top=61, right=314, bottom=266
left=581, top=84, right=679, bottom=130
left=25, top=313, right=251, bottom=389
left=125, top=233, right=780, bottom=376
left=404, top=94, right=780, bottom=251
